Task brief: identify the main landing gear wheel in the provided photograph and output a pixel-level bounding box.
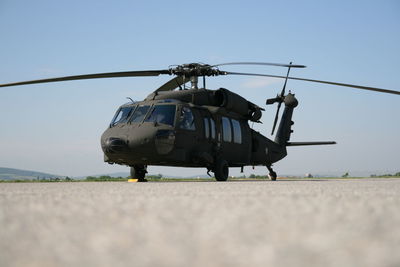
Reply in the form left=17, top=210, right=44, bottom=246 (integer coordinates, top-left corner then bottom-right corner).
left=214, top=159, right=229, bottom=181
left=268, top=171, right=277, bottom=181
left=267, top=165, right=277, bottom=181
left=130, top=165, right=147, bottom=182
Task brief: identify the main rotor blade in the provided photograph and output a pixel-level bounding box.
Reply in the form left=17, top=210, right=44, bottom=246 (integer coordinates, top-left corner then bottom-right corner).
left=155, top=76, right=191, bottom=92
left=226, top=71, right=400, bottom=95
left=0, top=70, right=170, bottom=88
left=213, top=62, right=306, bottom=68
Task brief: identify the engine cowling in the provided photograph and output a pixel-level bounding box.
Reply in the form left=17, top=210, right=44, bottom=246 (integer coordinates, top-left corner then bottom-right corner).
left=214, top=88, right=262, bottom=121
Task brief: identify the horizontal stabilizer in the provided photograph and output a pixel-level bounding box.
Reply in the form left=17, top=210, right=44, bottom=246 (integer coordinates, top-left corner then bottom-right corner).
left=286, top=141, right=336, bottom=146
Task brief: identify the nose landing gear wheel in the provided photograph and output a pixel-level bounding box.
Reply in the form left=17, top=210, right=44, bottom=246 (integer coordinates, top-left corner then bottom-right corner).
left=214, top=159, right=229, bottom=181
left=130, top=165, right=148, bottom=182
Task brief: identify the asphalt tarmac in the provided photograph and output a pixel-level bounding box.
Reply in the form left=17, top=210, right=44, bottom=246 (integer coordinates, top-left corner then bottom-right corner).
left=1, top=178, right=399, bottom=267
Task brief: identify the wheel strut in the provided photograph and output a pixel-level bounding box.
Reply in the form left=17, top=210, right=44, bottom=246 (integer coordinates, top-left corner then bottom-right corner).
left=130, top=165, right=148, bottom=182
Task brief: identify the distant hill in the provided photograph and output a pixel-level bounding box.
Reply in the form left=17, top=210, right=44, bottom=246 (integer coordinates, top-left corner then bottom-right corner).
left=0, top=167, right=64, bottom=180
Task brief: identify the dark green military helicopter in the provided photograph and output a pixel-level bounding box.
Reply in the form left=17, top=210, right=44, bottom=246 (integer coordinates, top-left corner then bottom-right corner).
left=1, top=62, right=399, bottom=181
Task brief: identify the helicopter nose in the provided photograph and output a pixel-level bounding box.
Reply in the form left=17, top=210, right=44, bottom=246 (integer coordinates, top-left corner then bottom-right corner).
left=102, top=137, right=129, bottom=153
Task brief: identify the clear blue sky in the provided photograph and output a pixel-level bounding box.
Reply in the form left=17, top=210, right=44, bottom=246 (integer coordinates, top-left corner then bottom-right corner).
left=0, top=0, right=399, bottom=177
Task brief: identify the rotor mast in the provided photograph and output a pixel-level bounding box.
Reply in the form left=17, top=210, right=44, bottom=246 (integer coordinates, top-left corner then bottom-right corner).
left=190, top=76, right=199, bottom=89
left=169, top=63, right=224, bottom=90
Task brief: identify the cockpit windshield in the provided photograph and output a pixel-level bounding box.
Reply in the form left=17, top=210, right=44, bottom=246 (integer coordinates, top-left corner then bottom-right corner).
left=144, top=105, right=176, bottom=126
left=110, top=106, right=134, bottom=126
left=130, top=105, right=150, bottom=123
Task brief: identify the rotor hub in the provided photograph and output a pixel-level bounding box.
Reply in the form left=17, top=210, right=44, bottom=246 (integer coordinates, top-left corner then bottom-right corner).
left=169, top=63, right=225, bottom=77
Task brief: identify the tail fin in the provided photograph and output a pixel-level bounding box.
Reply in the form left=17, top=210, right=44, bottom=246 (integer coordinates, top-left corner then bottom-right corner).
left=274, top=93, right=298, bottom=146
left=273, top=93, right=336, bottom=147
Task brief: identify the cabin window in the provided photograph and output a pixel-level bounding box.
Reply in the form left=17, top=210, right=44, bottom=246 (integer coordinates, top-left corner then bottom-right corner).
left=204, top=117, right=216, bottom=139
left=145, top=105, right=176, bottom=126
left=231, top=119, right=242, bottom=144
left=111, top=106, right=134, bottom=126
left=222, top=117, right=232, bottom=142
left=204, top=118, right=210, bottom=138
left=130, top=105, right=150, bottom=123
left=210, top=118, right=216, bottom=139
left=179, top=107, right=196, bottom=130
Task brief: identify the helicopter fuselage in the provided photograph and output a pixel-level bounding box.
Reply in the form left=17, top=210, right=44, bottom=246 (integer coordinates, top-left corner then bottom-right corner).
left=100, top=88, right=287, bottom=170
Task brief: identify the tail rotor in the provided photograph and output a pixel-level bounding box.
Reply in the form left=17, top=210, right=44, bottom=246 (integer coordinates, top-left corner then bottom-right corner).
left=267, top=62, right=293, bottom=135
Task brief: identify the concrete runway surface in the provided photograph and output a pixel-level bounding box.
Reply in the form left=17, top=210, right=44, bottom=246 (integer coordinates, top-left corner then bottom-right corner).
left=1, top=178, right=399, bottom=267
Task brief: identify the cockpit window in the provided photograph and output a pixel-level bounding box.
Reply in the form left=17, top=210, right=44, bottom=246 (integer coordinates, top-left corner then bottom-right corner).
left=130, top=105, right=150, bottom=123
left=179, top=107, right=196, bottom=130
left=111, top=106, right=134, bottom=126
left=145, top=105, right=176, bottom=126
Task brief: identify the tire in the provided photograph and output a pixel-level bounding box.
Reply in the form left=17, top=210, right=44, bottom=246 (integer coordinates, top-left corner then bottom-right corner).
left=268, top=171, right=277, bottom=181
left=214, top=159, right=229, bottom=181
left=130, top=165, right=147, bottom=182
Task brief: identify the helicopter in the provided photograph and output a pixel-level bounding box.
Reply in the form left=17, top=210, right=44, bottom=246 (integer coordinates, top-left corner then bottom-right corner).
left=1, top=62, right=399, bottom=182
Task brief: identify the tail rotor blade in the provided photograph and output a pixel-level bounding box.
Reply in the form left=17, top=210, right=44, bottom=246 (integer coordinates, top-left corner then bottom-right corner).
left=280, top=62, right=292, bottom=96
left=271, top=102, right=282, bottom=135
left=271, top=62, right=292, bottom=135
